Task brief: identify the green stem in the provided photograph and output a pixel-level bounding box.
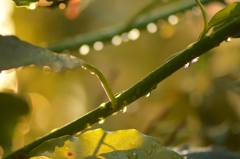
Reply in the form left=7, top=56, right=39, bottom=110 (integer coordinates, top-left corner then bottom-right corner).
left=81, top=62, right=117, bottom=108
left=47, top=0, right=221, bottom=52
left=195, top=0, right=209, bottom=40
left=4, top=14, right=240, bottom=159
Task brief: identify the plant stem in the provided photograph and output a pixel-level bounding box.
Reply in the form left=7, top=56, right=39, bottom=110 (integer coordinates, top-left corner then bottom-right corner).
left=4, top=14, right=240, bottom=159
left=81, top=62, right=117, bottom=108
left=195, top=0, right=209, bottom=39
left=47, top=0, right=219, bottom=52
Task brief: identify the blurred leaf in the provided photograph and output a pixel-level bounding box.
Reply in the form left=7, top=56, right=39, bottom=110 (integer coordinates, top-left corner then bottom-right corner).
left=0, top=35, right=81, bottom=73
left=206, top=2, right=240, bottom=35
left=13, top=0, right=38, bottom=6
left=0, top=92, right=30, bottom=154
left=28, top=129, right=183, bottom=159
left=176, top=147, right=240, bottom=159
left=214, top=75, right=240, bottom=95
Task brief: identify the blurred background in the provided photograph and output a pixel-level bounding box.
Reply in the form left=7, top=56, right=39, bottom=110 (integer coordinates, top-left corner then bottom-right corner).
left=0, top=0, right=240, bottom=156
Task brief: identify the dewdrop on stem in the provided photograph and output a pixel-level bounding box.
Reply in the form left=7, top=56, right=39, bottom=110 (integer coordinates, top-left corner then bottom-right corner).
left=146, top=92, right=151, bottom=98
left=191, top=57, right=199, bottom=63
left=98, top=118, right=105, bottom=124
left=184, top=62, right=190, bottom=68
left=225, top=37, right=231, bottom=42
left=121, top=106, right=128, bottom=113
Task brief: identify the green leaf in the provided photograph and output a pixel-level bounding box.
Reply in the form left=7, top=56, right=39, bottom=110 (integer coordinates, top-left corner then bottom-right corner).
left=0, top=35, right=81, bottom=73
left=28, top=129, right=183, bottom=159
left=13, top=0, right=38, bottom=6
left=206, top=2, right=240, bottom=34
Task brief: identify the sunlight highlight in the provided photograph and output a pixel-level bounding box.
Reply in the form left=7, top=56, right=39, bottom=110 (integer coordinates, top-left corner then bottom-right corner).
left=128, top=29, right=140, bottom=40
left=93, top=41, right=104, bottom=51
left=147, top=23, right=158, bottom=33
left=168, top=15, right=179, bottom=25
left=79, top=44, right=90, bottom=55
left=28, top=3, right=37, bottom=10
left=59, top=3, right=66, bottom=9
left=111, top=35, right=122, bottom=46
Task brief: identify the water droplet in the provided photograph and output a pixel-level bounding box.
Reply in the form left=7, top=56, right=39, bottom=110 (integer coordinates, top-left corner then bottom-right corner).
left=151, top=84, right=157, bottom=90
left=120, top=106, right=128, bottom=113
left=93, top=41, right=104, bottom=51
left=85, top=123, right=91, bottom=129
left=115, top=92, right=123, bottom=98
left=112, top=152, right=116, bottom=156
left=168, top=15, right=179, bottom=25
left=191, top=57, right=199, bottom=63
left=42, top=66, right=51, bottom=75
left=59, top=3, right=66, bottom=9
left=146, top=92, right=151, bottom=98
left=90, top=71, right=95, bottom=75
left=127, top=152, right=138, bottom=159
left=112, top=111, right=118, bottom=116
left=81, top=66, right=87, bottom=70
left=112, top=35, right=122, bottom=46
left=146, top=150, right=152, bottom=155
left=147, top=23, right=158, bottom=33
left=74, top=131, right=82, bottom=136
left=121, top=32, right=129, bottom=42
left=28, top=3, right=37, bottom=10
left=128, top=29, right=140, bottom=40
left=225, top=37, right=231, bottom=42
left=184, top=62, right=190, bottom=68
left=79, top=44, right=90, bottom=55
left=99, top=102, right=107, bottom=108
left=151, top=143, right=156, bottom=148
left=98, top=118, right=105, bottom=124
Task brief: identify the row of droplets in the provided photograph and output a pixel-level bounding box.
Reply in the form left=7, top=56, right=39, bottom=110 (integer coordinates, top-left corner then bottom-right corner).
left=97, top=92, right=152, bottom=125
left=78, top=14, right=183, bottom=55
left=183, top=37, right=232, bottom=69
left=78, top=5, right=204, bottom=55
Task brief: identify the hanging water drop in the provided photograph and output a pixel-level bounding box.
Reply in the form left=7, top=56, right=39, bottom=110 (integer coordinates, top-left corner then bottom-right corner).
left=98, top=118, right=105, bottom=124
left=128, top=29, right=140, bottom=40
left=127, top=152, right=138, bottom=159
left=151, top=143, right=156, bottom=148
left=121, top=106, right=128, bottom=113
left=121, top=32, right=129, bottom=42
left=184, top=62, right=190, bottom=68
left=81, top=65, right=87, bottom=70
left=42, top=66, right=51, bottom=75
left=191, top=57, right=199, bottom=63
left=112, top=35, right=122, bottom=46
left=168, top=15, right=179, bottom=25
left=146, top=92, right=151, bottom=98
left=146, top=150, right=152, bottom=155
left=147, top=23, right=158, bottom=33
left=112, top=111, right=118, bottom=116
left=90, top=71, right=95, bottom=75
left=225, top=37, right=231, bottom=42
left=93, top=41, right=104, bottom=51
left=79, top=44, right=90, bottom=55
left=99, top=102, right=107, bottom=108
